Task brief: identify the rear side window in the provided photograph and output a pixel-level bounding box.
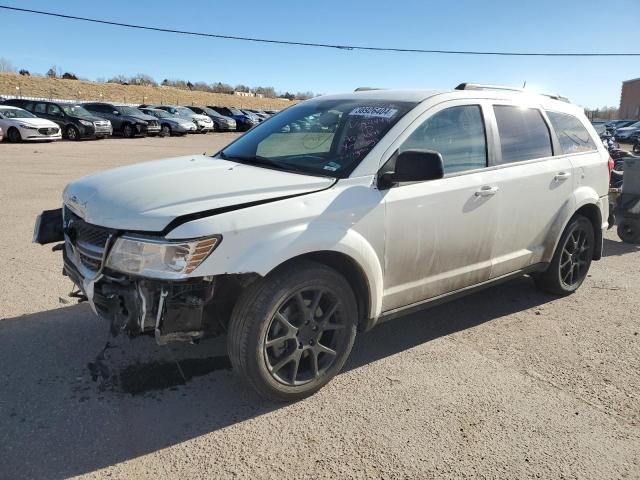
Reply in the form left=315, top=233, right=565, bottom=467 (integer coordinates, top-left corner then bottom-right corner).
left=400, top=105, right=487, bottom=174
left=34, top=103, right=47, bottom=114
left=546, top=111, right=597, bottom=154
left=493, top=106, right=553, bottom=163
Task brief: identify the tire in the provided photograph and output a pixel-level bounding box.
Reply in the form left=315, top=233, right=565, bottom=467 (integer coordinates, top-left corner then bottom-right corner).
left=633, top=143, right=640, bottom=155
left=66, top=125, right=80, bottom=141
left=227, top=260, right=358, bottom=402
left=7, top=127, right=21, bottom=143
left=534, top=215, right=595, bottom=295
left=161, top=124, right=171, bottom=136
left=213, top=122, right=219, bottom=132
left=617, top=219, right=640, bottom=244
left=122, top=123, right=135, bottom=138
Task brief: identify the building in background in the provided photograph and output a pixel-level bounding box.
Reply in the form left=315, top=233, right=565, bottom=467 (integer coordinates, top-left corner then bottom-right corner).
left=619, top=78, right=640, bottom=119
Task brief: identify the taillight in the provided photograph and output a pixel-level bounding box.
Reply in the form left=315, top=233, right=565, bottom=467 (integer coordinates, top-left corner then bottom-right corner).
left=608, top=156, right=614, bottom=180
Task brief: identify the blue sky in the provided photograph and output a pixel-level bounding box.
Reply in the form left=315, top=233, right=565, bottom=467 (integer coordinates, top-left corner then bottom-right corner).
left=0, top=0, right=637, bottom=108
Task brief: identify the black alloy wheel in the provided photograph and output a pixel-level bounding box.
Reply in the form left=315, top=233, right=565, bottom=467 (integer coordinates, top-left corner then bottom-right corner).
left=534, top=215, right=594, bottom=295
left=227, top=260, right=358, bottom=401
left=617, top=219, right=640, bottom=244
left=264, top=287, right=349, bottom=387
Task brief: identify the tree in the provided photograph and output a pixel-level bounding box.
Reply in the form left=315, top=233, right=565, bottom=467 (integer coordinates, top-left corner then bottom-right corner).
left=130, top=73, right=157, bottom=86
left=235, top=84, right=250, bottom=93
left=279, top=91, right=295, bottom=101
left=294, top=91, right=315, bottom=100
left=62, top=72, right=78, bottom=80
left=46, top=66, right=60, bottom=78
left=18, top=69, right=30, bottom=76
left=252, top=86, right=277, bottom=98
left=212, top=82, right=234, bottom=94
left=107, top=74, right=129, bottom=85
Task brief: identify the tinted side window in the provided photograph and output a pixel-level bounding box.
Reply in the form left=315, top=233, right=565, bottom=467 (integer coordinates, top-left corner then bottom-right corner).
left=400, top=105, right=487, bottom=174
left=34, top=103, right=47, bottom=114
left=494, top=106, right=553, bottom=163
left=48, top=104, right=62, bottom=116
left=546, top=111, right=597, bottom=154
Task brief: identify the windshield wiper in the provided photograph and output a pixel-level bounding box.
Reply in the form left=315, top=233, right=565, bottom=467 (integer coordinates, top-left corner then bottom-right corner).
left=218, top=152, right=335, bottom=178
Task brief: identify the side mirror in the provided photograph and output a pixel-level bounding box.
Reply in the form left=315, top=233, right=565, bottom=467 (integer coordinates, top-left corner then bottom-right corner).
left=379, top=150, right=444, bottom=188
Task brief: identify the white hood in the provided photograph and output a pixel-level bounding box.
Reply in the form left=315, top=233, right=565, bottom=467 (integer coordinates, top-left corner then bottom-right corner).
left=15, top=117, right=59, bottom=128
left=63, top=155, right=334, bottom=232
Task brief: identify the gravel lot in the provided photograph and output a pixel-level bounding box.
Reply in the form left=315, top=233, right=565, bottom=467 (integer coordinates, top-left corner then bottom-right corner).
left=1, top=135, right=639, bottom=479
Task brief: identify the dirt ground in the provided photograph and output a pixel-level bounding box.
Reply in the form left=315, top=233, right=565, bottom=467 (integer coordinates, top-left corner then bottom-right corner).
left=0, top=135, right=638, bottom=480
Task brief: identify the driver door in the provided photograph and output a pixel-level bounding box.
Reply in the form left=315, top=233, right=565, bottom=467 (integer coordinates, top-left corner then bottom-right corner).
left=381, top=101, right=500, bottom=312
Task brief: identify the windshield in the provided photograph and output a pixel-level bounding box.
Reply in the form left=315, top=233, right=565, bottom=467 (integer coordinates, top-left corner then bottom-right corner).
left=0, top=108, right=36, bottom=119
left=176, top=107, right=195, bottom=116
left=116, top=106, right=143, bottom=116
left=203, top=107, right=222, bottom=117
left=145, top=109, right=172, bottom=119
left=62, top=105, right=93, bottom=118
left=219, top=99, right=416, bottom=178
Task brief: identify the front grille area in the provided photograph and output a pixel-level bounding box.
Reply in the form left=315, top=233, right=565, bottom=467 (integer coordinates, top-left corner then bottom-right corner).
left=38, top=127, right=59, bottom=135
left=147, top=120, right=159, bottom=128
left=65, top=206, right=111, bottom=272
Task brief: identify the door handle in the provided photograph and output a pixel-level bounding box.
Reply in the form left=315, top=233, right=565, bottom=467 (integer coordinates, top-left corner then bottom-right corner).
left=475, top=186, right=499, bottom=197
left=554, top=171, right=571, bottom=181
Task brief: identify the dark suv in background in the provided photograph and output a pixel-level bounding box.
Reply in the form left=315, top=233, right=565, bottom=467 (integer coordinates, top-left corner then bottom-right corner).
left=83, top=103, right=161, bottom=138
left=4, top=99, right=112, bottom=140
left=208, top=106, right=256, bottom=131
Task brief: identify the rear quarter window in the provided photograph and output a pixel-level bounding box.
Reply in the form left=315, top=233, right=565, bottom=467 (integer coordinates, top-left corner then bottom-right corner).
left=546, top=111, right=597, bottom=154
left=493, top=105, right=553, bottom=164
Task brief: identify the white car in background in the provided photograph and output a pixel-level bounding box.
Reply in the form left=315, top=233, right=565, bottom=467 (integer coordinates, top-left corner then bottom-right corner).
left=0, top=106, right=62, bottom=142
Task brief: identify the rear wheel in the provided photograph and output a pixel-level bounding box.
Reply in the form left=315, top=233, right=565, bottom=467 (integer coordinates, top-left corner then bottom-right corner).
left=7, top=127, right=21, bottom=142
left=66, top=125, right=80, bottom=141
left=617, top=219, right=640, bottom=244
left=228, top=260, right=358, bottom=402
left=161, top=124, right=171, bottom=136
left=534, top=216, right=594, bottom=295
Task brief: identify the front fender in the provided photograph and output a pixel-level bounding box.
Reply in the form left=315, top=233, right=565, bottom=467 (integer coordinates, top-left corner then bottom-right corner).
left=223, top=221, right=385, bottom=319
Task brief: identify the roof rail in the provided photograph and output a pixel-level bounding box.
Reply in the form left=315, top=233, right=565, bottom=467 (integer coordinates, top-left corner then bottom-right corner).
left=455, top=83, right=570, bottom=103
left=354, top=87, right=385, bottom=92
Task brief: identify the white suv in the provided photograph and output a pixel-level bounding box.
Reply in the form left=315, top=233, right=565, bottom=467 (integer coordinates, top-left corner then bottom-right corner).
left=35, top=84, right=610, bottom=401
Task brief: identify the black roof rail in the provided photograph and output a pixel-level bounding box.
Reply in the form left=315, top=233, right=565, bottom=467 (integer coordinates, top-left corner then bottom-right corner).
left=455, top=83, right=570, bottom=103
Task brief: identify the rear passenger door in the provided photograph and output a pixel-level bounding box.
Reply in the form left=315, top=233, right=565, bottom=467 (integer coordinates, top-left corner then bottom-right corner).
left=487, top=103, right=575, bottom=278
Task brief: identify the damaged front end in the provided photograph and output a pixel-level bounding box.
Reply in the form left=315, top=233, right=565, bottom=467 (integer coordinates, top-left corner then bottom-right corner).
left=36, top=206, right=245, bottom=344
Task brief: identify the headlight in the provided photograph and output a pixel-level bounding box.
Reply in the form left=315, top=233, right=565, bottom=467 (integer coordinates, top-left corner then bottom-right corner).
left=19, top=124, right=37, bottom=130
left=106, top=235, right=221, bottom=278
left=79, top=120, right=93, bottom=127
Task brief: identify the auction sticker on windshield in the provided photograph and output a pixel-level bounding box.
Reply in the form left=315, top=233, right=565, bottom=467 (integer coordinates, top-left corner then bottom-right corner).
left=349, top=106, right=398, bottom=119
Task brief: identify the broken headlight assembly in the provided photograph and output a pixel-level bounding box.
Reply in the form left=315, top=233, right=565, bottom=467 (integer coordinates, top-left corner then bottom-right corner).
left=105, top=235, right=221, bottom=279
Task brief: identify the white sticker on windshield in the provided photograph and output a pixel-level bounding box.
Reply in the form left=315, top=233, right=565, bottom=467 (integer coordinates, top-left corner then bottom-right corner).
left=349, top=106, right=398, bottom=119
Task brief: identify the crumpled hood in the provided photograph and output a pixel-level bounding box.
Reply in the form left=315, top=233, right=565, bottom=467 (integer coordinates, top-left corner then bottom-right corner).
left=63, top=155, right=334, bottom=232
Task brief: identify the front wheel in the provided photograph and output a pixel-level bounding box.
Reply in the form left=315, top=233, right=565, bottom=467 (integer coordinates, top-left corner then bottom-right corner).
left=66, top=125, right=80, bottom=141
left=227, top=260, right=358, bottom=402
left=7, top=127, right=22, bottom=142
left=122, top=123, right=135, bottom=138
left=534, top=215, right=595, bottom=295
left=160, top=124, right=171, bottom=136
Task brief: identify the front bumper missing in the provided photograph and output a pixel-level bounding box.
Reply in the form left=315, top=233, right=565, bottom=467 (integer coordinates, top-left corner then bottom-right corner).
left=62, top=249, right=226, bottom=343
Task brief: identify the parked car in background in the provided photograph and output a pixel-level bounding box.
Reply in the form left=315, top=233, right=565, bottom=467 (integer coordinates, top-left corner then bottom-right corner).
left=0, top=105, right=62, bottom=142
left=612, top=121, right=640, bottom=142
left=238, top=109, right=263, bottom=123
left=187, top=106, right=236, bottom=131
left=138, top=107, right=197, bottom=136
left=83, top=103, right=160, bottom=138
left=605, top=119, right=637, bottom=130
left=152, top=105, right=214, bottom=133
left=4, top=99, right=112, bottom=140
left=208, top=106, right=256, bottom=131
left=244, top=109, right=271, bottom=121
